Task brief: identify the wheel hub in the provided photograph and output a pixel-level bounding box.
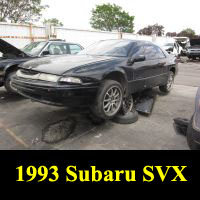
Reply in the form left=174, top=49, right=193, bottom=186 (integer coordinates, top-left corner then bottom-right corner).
left=103, top=86, right=122, bottom=116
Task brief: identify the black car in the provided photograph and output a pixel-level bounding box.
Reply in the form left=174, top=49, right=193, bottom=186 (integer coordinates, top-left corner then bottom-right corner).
left=186, top=39, right=200, bottom=60
left=12, top=39, right=178, bottom=120
left=187, top=88, right=200, bottom=150
left=0, top=39, right=83, bottom=93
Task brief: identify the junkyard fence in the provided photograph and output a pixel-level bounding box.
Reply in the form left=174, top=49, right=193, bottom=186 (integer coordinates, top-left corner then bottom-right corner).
left=0, top=22, right=171, bottom=49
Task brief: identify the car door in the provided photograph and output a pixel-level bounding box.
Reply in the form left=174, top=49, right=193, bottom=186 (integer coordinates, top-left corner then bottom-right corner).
left=142, top=44, right=168, bottom=88
left=128, top=44, right=154, bottom=93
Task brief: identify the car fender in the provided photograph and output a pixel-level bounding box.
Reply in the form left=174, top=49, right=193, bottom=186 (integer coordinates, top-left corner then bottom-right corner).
left=3, top=62, right=19, bottom=78
left=102, top=67, right=130, bottom=95
left=103, top=67, right=128, bottom=82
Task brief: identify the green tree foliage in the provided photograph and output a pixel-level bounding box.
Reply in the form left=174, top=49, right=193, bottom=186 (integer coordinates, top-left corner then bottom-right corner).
left=90, top=3, right=134, bottom=33
left=138, top=24, right=165, bottom=36
left=43, top=18, right=64, bottom=27
left=0, top=0, right=48, bottom=23
left=178, top=28, right=196, bottom=38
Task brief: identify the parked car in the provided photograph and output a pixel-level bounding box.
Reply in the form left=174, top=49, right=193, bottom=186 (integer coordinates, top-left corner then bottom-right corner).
left=12, top=39, right=178, bottom=120
left=0, top=39, right=83, bottom=93
left=186, top=39, right=200, bottom=60
left=187, top=87, right=200, bottom=150
left=174, top=37, right=190, bottom=56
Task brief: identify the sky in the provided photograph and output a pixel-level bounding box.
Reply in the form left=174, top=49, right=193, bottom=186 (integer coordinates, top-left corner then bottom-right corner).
left=41, top=0, right=200, bottom=34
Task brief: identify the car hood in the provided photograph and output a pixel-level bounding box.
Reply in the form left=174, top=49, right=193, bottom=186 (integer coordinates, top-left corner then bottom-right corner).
left=20, top=54, right=120, bottom=75
left=0, top=39, right=30, bottom=58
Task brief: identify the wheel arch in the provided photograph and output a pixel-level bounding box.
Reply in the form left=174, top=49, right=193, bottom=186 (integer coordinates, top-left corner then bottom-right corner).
left=4, top=63, right=19, bottom=80
left=170, top=66, right=176, bottom=74
left=103, top=70, right=129, bottom=95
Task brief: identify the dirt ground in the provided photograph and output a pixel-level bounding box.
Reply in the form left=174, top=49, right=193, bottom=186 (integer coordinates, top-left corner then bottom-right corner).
left=0, top=59, right=199, bottom=150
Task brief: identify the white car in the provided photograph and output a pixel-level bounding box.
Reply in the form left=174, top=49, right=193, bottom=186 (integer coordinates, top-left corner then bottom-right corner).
left=162, top=42, right=183, bottom=57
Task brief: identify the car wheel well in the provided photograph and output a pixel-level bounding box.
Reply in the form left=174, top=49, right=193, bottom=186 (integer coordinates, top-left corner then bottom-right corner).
left=170, top=67, right=176, bottom=74
left=5, top=65, right=18, bottom=78
left=104, top=72, right=126, bottom=90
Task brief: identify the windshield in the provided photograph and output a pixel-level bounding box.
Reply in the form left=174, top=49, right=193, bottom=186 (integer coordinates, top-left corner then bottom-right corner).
left=78, top=40, right=134, bottom=57
left=22, top=41, right=48, bottom=56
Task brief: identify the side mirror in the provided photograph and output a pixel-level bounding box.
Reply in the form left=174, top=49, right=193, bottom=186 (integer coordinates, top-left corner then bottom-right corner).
left=134, top=55, right=145, bottom=62
left=42, top=50, right=50, bottom=56
left=128, top=55, right=145, bottom=65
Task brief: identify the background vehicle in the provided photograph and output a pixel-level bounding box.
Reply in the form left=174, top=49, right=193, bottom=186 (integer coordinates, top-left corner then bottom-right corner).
left=187, top=87, right=200, bottom=150
left=186, top=39, right=200, bottom=60
left=0, top=39, right=83, bottom=93
left=174, top=37, right=190, bottom=56
left=162, top=41, right=183, bottom=57
left=12, top=39, right=178, bottom=120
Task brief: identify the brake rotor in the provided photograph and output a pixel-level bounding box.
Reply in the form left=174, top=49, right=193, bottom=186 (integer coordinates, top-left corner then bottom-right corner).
left=121, top=95, right=134, bottom=115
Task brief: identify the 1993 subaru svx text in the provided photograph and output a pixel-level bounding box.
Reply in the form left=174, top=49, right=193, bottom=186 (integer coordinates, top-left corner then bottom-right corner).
left=12, top=39, right=178, bottom=120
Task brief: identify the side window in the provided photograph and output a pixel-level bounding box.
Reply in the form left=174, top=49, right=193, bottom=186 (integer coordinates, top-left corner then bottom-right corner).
left=156, top=46, right=166, bottom=59
left=47, top=43, right=70, bottom=55
left=144, top=45, right=165, bottom=60
left=69, top=44, right=82, bottom=54
left=130, top=45, right=145, bottom=57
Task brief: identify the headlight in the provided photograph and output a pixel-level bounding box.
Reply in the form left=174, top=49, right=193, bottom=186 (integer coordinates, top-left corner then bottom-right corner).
left=16, top=70, right=60, bottom=82
left=59, top=77, right=82, bottom=84
left=38, top=74, right=60, bottom=82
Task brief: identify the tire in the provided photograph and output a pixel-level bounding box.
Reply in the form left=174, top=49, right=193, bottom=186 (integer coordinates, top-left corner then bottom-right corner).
left=159, top=71, right=175, bottom=93
left=92, top=80, right=123, bottom=120
left=4, top=71, right=17, bottom=94
left=187, top=116, right=200, bottom=150
left=112, top=110, right=139, bottom=124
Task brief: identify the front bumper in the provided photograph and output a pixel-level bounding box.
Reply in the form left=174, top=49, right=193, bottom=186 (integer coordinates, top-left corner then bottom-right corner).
left=11, top=76, right=100, bottom=107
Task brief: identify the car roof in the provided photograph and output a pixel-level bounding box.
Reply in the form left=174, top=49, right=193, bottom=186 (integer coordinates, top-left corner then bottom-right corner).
left=98, top=39, right=154, bottom=45
left=33, top=40, right=81, bottom=45
left=48, top=40, right=80, bottom=45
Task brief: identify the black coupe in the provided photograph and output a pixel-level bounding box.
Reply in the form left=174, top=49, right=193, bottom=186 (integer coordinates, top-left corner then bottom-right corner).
left=12, top=39, right=178, bottom=120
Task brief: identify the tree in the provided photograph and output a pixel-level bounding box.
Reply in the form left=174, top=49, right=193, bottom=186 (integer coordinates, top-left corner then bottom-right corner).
left=178, top=28, right=196, bottom=38
left=138, top=24, right=165, bottom=36
left=43, top=18, right=64, bottom=27
left=0, top=0, right=48, bottom=23
left=90, top=3, right=134, bottom=33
